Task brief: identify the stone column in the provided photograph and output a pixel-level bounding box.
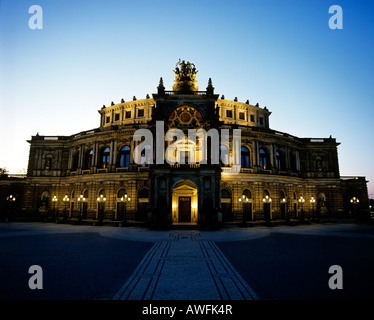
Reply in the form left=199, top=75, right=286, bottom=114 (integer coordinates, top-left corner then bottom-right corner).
left=79, top=145, right=84, bottom=169
left=285, top=147, right=290, bottom=170
left=113, top=140, right=117, bottom=166
left=296, top=150, right=300, bottom=171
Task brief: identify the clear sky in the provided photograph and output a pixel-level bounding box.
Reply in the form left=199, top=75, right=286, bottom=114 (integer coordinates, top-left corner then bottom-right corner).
left=1, top=0, right=373, bottom=199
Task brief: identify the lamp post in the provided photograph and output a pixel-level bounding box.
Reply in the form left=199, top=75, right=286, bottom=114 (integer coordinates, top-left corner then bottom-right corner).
left=62, top=195, right=69, bottom=222
left=52, top=195, right=58, bottom=220
left=299, top=196, right=305, bottom=222
left=263, top=195, right=272, bottom=224
left=77, top=194, right=85, bottom=224
left=6, top=195, right=16, bottom=222
left=310, top=196, right=316, bottom=221
left=96, top=194, right=106, bottom=225
left=350, top=197, right=359, bottom=218
left=120, top=194, right=131, bottom=227
left=239, top=194, right=249, bottom=226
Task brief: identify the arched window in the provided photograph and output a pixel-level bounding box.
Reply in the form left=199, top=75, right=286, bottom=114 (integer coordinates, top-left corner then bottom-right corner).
left=100, top=147, right=110, bottom=168
left=41, top=191, right=49, bottom=204
left=72, top=151, right=79, bottom=170
left=280, top=190, right=286, bottom=199
left=117, top=188, right=126, bottom=199
left=119, top=146, right=131, bottom=168
left=276, top=151, right=282, bottom=170
left=41, top=191, right=49, bottom=201
left=290, top=151, right=297, bottom=171
left=241, top=146, right=250, bottom=168
left=220, top=145, right=230, bottom=166
left=138, top=188, right=149, bottom=199
left=221, top=189, right=231, bottom=199
left=243, top=189, right=252, bottom=199
left=84, top=149, right=93, bottom=170
left=45, top=155, right=53, bottom=170
left=259, top=148, right=269, bottom=170
left=97, top=189, right=106, bottom=203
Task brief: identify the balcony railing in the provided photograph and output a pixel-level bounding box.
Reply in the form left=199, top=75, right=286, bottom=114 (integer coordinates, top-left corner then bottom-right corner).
left=170, top=163, right=201, bottom=169
left=63, top=164, right=304, bottom=177
left=164, top=90, right=208, bottom=96
left=138, top=166, right=150, bottom=171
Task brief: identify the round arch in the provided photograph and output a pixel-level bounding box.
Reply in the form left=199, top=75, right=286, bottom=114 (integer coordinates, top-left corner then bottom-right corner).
left=171, top=179, right=198, bottom=224
left=116, top=188, right=127, bottom=199
left=115, top=187, right=127, bottom=221
left=40, top=191, right=50, bottom=213
left=136, top=187, right=149, bottom=222
left=221, top=187, right=233, bottom=222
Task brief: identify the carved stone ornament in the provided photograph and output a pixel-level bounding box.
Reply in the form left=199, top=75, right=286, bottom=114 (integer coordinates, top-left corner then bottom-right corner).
left=172, top=59, right=199, bottom=92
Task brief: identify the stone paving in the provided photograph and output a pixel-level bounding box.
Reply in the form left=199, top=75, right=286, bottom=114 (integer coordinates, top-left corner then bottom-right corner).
left=1, top=221, right=374, bottom=300
left=113, top=232, right=258, bottom=300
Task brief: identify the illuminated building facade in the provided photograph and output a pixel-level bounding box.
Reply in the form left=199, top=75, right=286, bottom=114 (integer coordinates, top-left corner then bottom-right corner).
left=1, top=61, right=369, bottom=225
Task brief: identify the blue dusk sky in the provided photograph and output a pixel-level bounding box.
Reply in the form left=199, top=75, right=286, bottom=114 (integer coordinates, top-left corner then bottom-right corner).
left=1, top=0, right=373, bottom=199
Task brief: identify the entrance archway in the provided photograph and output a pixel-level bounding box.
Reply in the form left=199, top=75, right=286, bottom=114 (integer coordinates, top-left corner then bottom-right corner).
left=172, top=180, right=198, bottom=224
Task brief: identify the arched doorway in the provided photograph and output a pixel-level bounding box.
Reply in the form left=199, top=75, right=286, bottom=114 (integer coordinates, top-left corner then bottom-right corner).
left=280, top=190, right=287, bottom=220
left=172, top=180, right=198, bottom=224
left=137, top=188, right=149, bottom=221
left=317, top=193, right=327, bottom=218
left=39, top=191, right=49, bottom=215
left=221, top=188, right=232, bottom=222
left=70, top=190, right=75, bottom=218
left=242, top=189, right=253, bottom=221
left=82, top=189, right=88, bottom=219
left=263, top=189, right=271, bottom=222
left=116, top=188, right=127, bottom=221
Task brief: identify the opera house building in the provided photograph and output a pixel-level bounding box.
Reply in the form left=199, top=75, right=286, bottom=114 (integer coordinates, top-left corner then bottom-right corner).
left=0, top=61, right=369, bottom=226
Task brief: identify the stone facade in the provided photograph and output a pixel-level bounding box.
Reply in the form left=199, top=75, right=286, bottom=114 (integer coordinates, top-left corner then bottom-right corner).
left=0, top=61, right=369, bottom=225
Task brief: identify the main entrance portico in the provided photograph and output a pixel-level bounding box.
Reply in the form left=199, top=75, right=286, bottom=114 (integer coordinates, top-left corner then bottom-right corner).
left=150, top=166, right=221, bottom=226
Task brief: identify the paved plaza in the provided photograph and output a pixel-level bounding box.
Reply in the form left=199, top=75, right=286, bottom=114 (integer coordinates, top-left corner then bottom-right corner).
left=0, top=221, right=374, bottom=300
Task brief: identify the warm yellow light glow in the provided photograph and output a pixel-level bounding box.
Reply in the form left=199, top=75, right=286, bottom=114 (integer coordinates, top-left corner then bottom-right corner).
left=351, top=197, right=359, bottom=203
left=263, top=195, right=272, bottom=203
left=172, top=180, right=198, bottom=224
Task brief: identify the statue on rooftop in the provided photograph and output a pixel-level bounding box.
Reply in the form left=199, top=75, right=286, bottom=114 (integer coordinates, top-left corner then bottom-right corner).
left=172, top=59, right=199, bottom=92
